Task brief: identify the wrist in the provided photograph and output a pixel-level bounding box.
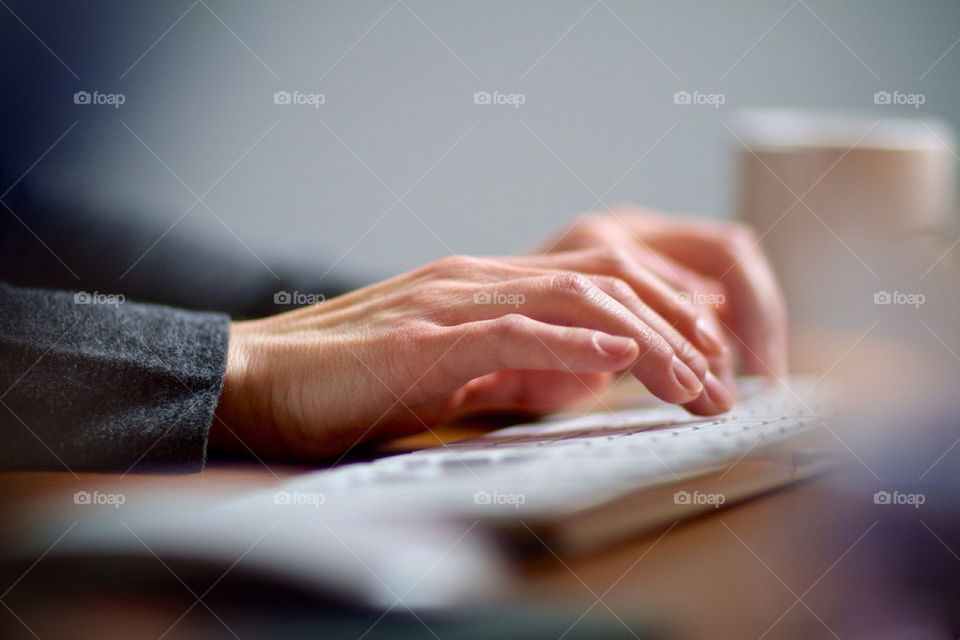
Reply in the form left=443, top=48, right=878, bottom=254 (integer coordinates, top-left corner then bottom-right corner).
left=211, top=321, right=258, bottom=453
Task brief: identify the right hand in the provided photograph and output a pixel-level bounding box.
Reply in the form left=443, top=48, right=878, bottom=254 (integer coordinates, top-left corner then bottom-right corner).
left=212, top=251, right=737, bottom=460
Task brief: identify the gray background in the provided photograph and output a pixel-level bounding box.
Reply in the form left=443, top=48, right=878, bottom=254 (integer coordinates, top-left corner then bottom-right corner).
left=4, top=0, right=959, bottom=279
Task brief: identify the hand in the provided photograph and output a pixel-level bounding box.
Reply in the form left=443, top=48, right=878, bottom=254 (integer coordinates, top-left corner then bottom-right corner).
left=544, top=206, right=788, bottom=379
left=212, top=253, right=737, bottom=460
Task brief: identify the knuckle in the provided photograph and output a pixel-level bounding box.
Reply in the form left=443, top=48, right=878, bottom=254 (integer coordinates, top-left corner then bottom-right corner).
left=565, top=214, right=609, bottom=242
left=429, top=254, right=481, bottom=275
left=550, top=272, right=594, bottom=297
left=495, top=313, right=532, bottom=338
left=592, top=246, right=633, bottom=272
left=590, top=275, right=636, bottom=306
left=604, top=276, right=635, bottom=301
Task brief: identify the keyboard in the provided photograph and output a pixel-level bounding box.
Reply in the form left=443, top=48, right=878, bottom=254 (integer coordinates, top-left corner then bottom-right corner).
left=12, top=377, right=843, bottom=611
left=236, top=376, right=842, bottom=553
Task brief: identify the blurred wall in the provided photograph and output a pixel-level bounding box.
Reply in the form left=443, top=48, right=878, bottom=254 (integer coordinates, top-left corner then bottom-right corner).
left=2, top=0, right=958, bottom=278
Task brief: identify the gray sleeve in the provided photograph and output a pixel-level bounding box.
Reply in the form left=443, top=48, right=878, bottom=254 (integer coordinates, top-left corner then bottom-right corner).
left=0, top=282, right=229, bottom=472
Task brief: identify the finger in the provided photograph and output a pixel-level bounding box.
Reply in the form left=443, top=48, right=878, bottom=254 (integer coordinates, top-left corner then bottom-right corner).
left=642, top=224, right=787, bottom=377
left=505, top=249, right=739, bottom=410
left=506, top=249, right=730, bottom=359
left=438, top=315, right=641, bottom=384
left=603, top=211, right=787, bottom=377
left=406, top=259, right=711, bottom=405
left=555, top=211, right=721, bottom=295
left=458, top=276, right=704, bottom=404
left=585, top=275, right=734, bottom=414
left=463, top=266, right=734, bottom=413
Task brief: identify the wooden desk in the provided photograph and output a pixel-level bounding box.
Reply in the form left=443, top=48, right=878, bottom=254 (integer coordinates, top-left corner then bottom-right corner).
left=517, top=470, right=876, bottom=639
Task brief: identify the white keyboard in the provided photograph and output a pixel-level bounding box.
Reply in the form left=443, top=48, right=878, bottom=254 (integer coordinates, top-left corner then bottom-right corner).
left=231, top=377, right=839, bottom=551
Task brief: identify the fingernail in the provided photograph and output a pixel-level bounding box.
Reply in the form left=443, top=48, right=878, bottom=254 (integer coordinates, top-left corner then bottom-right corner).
left=594, top=333, right=636, bottom=357
left=695, top=318, right=727, bottom=355
left=704, top=371, right=736, bottom=410
left=671, top=356, right=703, bottom=396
